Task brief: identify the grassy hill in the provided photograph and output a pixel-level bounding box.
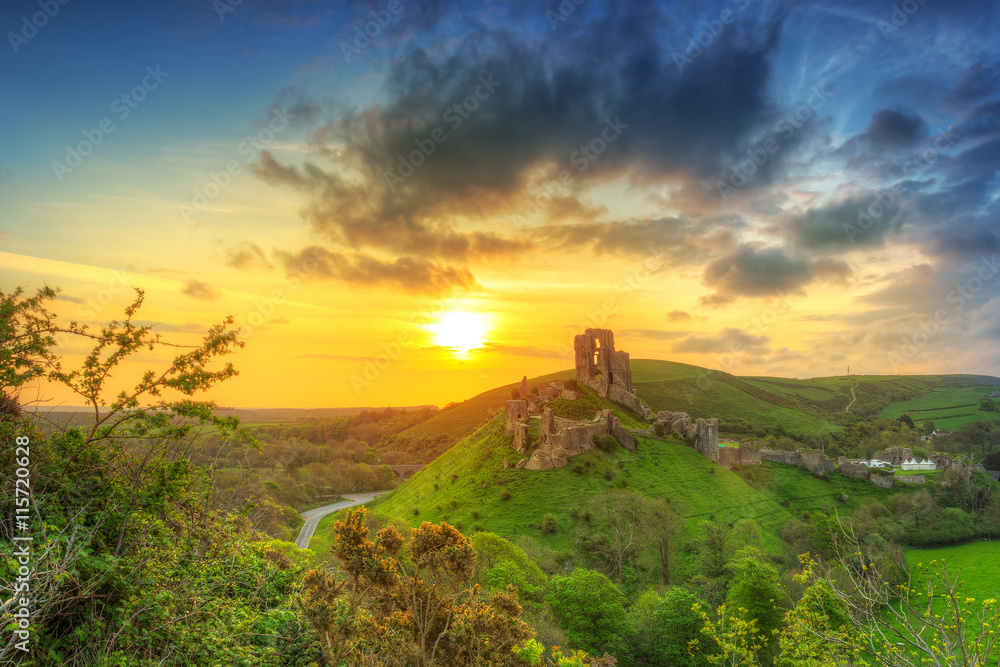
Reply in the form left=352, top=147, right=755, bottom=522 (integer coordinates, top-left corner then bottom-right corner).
left=879, top=384, right=1000, bottom=430
left=400, top=358, right=1000, bottom=448
left=346, top=395, right=914, bottom=575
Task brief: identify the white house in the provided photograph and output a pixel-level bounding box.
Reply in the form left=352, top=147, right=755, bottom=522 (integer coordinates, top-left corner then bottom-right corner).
left=901, top=457, right=936, bottom=471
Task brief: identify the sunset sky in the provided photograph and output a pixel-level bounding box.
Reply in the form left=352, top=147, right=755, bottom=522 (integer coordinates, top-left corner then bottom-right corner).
left=2, top=0, right=1000, bottom=409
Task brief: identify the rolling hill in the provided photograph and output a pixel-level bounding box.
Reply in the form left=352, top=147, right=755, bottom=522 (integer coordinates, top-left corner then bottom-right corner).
left=398, top=360, right=1000, bottom=447
left=356, top=395, right=914, bottom=576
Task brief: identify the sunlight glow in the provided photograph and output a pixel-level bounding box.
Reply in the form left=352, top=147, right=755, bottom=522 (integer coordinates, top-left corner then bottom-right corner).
left=428, top=311, right=489, bottom=355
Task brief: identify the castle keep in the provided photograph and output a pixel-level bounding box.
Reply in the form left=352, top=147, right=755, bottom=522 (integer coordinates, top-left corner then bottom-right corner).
left=574, top=329, right=652, bottom=419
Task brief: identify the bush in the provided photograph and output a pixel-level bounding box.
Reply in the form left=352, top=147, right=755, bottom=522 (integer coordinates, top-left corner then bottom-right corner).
left=541, top=514, right=559, bottom=534
left=411, top=507, right=420, bottom=516
left=451, top=474, right=459, bottom=484
left=654, top=423, right=665, bottom=437
left=501, top=491, right=512, bottom=501
left=594, top=435, right=619, bottom=452
left=433, top=483, right=439, bottom=491
left=471, top=511, right=480, bottom=520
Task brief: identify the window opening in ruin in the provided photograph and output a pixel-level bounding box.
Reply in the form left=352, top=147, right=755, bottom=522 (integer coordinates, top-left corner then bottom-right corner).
left=608, top=372, right=614, bottom=385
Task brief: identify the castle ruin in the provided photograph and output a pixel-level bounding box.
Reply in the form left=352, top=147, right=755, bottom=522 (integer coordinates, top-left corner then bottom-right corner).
left=574, top=329, right=653, bottom=419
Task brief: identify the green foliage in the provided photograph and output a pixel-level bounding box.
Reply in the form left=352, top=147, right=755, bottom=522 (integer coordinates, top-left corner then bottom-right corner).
left=594, top=435, right=619, bottom=452
left=470, top=532, right=547, bottom=604
left=547, top=568, right=632, bottom=657
left=724, top=547, right=785, bottom=644
left=653, top=423, right=665, bottom=437
left=541, top=513, right=560, bottom=534
left=630, top=588, right=712, bottom=667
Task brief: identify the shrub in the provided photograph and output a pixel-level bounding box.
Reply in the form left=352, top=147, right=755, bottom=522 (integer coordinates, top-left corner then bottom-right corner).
left=411, top=507, right=420, bottom=516
left=500, top=491, right=512, bottom=501
left=572, top=464, right=586, bottom=475
left=594, top=435, right=619, bottom=452
left=451, top=474, right=459, bottom=484
left=653, top=423, right=665, bottom=437
left=474, top=524, right=484, bottom=532
left=449, top=499, right=458, bottom=509
left=433, top=483, right=439, bottom=491
left=541, top=514, right=559, bottom=534
left=472, top=511, right=480, bottom=520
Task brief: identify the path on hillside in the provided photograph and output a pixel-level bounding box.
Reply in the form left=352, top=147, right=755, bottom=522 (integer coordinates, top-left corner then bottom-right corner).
left=295, top=492, right=387, bottom=550
left=845, top=381, right=858, bottom=414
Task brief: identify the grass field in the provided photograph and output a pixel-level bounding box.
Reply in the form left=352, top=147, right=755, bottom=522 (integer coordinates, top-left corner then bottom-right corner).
left=904, top=540, right=1000, bottom=601
left=880, top=386, right=1000, bottom=430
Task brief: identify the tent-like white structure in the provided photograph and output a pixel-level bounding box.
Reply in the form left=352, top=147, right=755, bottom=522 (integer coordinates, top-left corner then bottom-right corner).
left=901, top=457, right=935, bottom=471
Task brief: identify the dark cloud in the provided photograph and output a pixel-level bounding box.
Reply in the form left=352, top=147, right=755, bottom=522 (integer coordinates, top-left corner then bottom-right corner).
left=225, top=241, right=274, bottom=271
left=254, top=1, right=790, bottom=279
left=277, top=245, right=479, bottom=294
left=672, top=327, right=771, bottom=356
left=863, top=109, right=927, bottom=152
left=700, top=244, right=850, bottom=302
left=781, top=195, right=903, bottom=252
left=181, top=280, right=221, bottom=300
left=536, top=216, right=742, bottom=266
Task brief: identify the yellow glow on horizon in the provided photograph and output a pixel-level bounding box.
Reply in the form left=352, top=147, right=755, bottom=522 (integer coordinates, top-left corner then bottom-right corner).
left=428, top=310, right=490, bottom=355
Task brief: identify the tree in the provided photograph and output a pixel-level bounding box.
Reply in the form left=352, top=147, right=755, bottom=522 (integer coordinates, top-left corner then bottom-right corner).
left=301, top=508, right=534, bottom=666
left=630, top=588, right=712, bottom=667
left=1, top=286, right=312, bottom=665
left=793, top=519, right=1000, bottom=666
left=899, top=413, right=915, bottom=429
left=546, top=568, right=632, bottom=657
left=724, top=547, right=785, bottom=647
left=582, top=490, right=680, bottom=584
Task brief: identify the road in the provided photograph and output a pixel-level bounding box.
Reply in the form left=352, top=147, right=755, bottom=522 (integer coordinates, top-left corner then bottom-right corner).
left=294, top=492, right=387, bottom=550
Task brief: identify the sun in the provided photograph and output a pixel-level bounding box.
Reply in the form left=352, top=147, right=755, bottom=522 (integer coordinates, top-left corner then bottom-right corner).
left=428, top=311, right=489, bottom=355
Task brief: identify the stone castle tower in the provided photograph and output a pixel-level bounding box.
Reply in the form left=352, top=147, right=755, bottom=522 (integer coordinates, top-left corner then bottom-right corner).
left=574, top=328, right=633, bottom=398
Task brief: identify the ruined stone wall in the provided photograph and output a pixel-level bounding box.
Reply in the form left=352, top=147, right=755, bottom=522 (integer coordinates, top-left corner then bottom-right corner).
left=869, top=472, right=894, bottom=489
left=695, top=418, right=719, bottom=461
left=738, top=441, right=761, bottom=466
left=896, top=475, right=926, bottom=484
left=574, top=328, right=632, bottom=397
left=837, top=460, right=870, bottom=479
left=761, top=449, right=836, bottom=474
left=874, top=447, right=914, bottom=466
left=505, top=400, right=528, bottom=436
left=522, top=407, right=634, bottom=470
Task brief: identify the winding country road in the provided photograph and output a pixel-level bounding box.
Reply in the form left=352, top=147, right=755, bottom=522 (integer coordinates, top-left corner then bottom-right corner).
left=295, top=492, right=387, bottom=550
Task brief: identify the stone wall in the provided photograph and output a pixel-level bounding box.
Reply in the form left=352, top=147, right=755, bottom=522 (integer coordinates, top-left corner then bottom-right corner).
left=869, top=472, right=894, bottom=489
left=573, top=328, right=653, bottom=419
left=505, top=400, right=528, bottom=436
left=837, top=460, right=870, bottom=479
left=896, top=475, right=926, bottom=485
left=522, top=407, right=634, bottom=470
left=761, top=449, right=836, bottom=474
left=695, top=418, right=719, bottom=461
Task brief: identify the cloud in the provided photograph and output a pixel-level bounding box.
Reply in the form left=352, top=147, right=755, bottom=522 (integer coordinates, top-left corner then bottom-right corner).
left=620, top=328, right=689, bottom=341
left=225, top=241, right=274, bottom=271
left=252, top=1, right=791, bottom=283
left=861, top=109, right=927, bottom=152
left=666, top=310, right=692, bottom=322
left=673, top=327, right=771, bottom=356
left=181, top=280, right=222, bottom=300
left=700, top=244, right=851, bottom=303
left=277, top=245, right=480, bottom=294
left=781, top=195, right=903, bottom=252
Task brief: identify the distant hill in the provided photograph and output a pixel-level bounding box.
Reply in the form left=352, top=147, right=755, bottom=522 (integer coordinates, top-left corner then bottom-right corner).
left=398, top=359, right=1000, bottom=446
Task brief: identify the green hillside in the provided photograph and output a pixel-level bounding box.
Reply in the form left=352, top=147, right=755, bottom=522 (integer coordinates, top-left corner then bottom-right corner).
left=354, top=396, right=912, bottom=575
left=880, top=385, right=1000, bottom=431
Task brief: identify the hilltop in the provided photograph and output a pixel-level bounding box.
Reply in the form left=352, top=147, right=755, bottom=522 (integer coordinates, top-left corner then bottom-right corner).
left=361, top=392, right=911, bottom=576
left=398, top=359, right=1000, bottom=448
